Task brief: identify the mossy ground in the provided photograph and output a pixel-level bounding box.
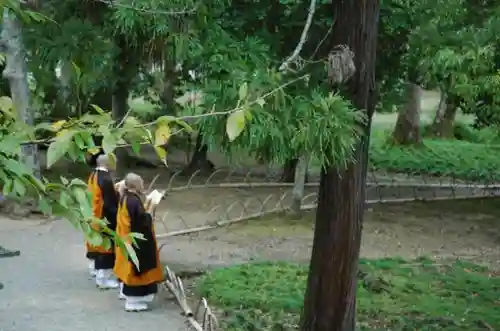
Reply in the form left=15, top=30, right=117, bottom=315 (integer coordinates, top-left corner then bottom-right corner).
left=197, top=258, right=500, bottom=331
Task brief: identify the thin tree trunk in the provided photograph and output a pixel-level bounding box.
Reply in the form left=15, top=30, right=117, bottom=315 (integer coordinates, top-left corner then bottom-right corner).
left=59, top=60, right=72, bottom=102
left=291, top=155, right=308, bottom=213
left=392, top=82, right=422, bottom=145
left=160, top=44, right=177, bottom=116
left=1, top=10, right=40, bottom=177
left=431, top=90, right=447, bottom=127
left=429, top=94, right=459, bottom=138
left=112, top=35, right=133, bottom=175
left=281, top=158, right=298, bottom=182
left=183, top=133, right=215, bottom=174
left=299, top=0, right=380, bottom=330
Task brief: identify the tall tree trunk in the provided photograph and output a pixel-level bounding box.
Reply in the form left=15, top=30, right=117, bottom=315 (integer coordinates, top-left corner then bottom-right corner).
left=429, top=94, right=459, bottom=138
left=299, top=0, right=380, bottom=330
left=1, top=10, right=40, bottom=177
left=392, top=82, right=422, bottom=145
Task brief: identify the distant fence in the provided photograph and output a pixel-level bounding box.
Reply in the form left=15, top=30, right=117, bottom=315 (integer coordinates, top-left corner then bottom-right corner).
left=150, top=167, right=500, bottom=239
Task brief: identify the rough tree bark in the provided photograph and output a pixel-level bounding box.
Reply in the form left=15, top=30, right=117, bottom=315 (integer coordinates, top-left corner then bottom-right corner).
left=1, top=10, right=41, bottom=177
left=392, top=82, right=422, bottom=145
left=429, top=93, right=459, bottom=138
left=299, top=0, right=380, bottom=330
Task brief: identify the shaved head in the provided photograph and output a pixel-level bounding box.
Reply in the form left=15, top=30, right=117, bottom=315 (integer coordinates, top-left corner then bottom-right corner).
left=96, top=154, right=109, bottom=168
left=124, top=172, right=144, bottom=192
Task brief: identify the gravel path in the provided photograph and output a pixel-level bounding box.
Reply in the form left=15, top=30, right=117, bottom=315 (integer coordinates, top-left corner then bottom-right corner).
left=0, top=218, right=186, bottom=331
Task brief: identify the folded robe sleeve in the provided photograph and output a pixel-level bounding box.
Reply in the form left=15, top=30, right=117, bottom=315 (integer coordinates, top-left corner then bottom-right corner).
left=125, top=193, right=158, bottom=275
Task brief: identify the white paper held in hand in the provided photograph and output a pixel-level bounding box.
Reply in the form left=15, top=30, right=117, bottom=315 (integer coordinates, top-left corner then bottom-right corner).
left=115, top=180, right=126, bottom=194
left=146, top=189, right=165, bottom=206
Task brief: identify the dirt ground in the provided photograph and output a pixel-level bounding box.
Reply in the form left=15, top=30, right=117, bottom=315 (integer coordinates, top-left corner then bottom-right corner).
left=35, top=147, right=500, bottom=274
left=157, top=196, right=500, bottom=273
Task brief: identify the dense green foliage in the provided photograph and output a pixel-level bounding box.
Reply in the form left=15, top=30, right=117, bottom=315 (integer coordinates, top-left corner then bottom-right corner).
left=197, top=258, right=500, bottom=331
left=369, top=136, right=500, bottom=181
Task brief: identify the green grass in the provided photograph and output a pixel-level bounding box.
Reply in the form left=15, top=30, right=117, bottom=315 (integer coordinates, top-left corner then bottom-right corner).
left=369, top=133, right=500, bottom=181
left=197, top=258, right=500, bottom=331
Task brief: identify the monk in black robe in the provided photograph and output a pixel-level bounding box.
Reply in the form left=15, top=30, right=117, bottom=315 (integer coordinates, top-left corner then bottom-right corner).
left=87, top=154, right=120, bottom=289
left=114, top=173, right=163, bottom=312
left=85, top=150, right=103, bottom=276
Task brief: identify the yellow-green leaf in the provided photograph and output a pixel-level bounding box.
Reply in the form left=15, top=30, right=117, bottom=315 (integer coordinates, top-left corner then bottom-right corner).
left=107, top=152, right=117, bottom=170
left=0, top=96, right=13, bottom=115
left=238, top=82, right=248, bottom=100
left=51, top=120, right=66, bottom=131
left=154, top=124, right=171, bottom=146
left=226, top=110, right=246, bottom=142
left=154, top=146, right=167, bottom=164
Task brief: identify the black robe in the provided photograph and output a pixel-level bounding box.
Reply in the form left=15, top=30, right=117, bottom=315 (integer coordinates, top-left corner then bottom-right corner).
left=123, top=192, right=158, bottom=275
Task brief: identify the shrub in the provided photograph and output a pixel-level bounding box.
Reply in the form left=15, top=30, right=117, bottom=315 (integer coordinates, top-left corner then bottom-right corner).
left=369, top=138, right=500, bottom=181
left=197, top=258, right=500, bottom=331
left=421, top=122, right=500, bottom=144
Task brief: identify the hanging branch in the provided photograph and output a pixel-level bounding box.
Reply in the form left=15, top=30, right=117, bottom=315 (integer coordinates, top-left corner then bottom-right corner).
left=278, top=0, right=317, bottom=72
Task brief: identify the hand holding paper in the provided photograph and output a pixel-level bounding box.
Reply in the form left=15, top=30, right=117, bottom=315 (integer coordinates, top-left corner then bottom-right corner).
left=115, top=180, right=126, bottom=196
left=145, top=189, right=165, bottom=213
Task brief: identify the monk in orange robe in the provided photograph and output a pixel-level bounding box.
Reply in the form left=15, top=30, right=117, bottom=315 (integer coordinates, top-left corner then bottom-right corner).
left=86, top=154, right=120, bottom=289
left=114, top=173, right=163, bottom=312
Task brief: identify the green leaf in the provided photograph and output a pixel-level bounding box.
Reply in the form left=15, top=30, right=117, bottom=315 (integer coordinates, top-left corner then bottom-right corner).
left=131, top=141, right=141, bottom=155
left=13, top=178, right=26, bottom=196
left=88, top=231, right=104, bottom=246
left=238, top=82, right=248, bottom=100
left=125, top=242, right=140, bottom=269
left=226, top=110, right=247, bottom=142
left=102, top=130, right=118, bottom=154
left=38, top=198, right=52, bottom=215
left=71, top=62, right=81, bottom=78
left=3, top=179, right=12, bottom=196
left=69, top=178, right=87, bottom=188
left=46, top=132, right=73, bottom=168
left=174, top=119, right=194, bottom=133
left=74, top=133, right=86, bottom=149
left=154, top=146, right=167, bottom=164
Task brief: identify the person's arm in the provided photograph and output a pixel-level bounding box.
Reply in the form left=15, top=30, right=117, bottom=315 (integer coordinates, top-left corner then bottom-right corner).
left=98, top=172, right=119, bottom=230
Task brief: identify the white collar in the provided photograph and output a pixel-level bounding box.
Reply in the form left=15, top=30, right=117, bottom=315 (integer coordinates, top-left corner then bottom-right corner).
left=95, top=167, right=108, bottom=172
